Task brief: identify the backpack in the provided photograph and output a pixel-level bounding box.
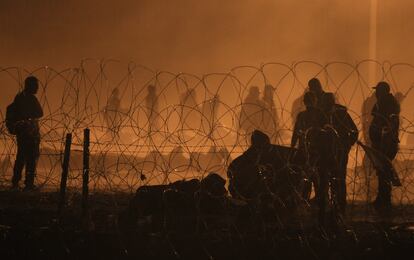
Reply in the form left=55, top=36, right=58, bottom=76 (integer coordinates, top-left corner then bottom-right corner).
left=5, top=101, right=18, bottom=135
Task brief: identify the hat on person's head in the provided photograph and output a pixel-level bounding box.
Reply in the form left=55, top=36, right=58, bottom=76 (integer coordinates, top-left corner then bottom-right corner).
left=373, top=81, right=390, bottom=93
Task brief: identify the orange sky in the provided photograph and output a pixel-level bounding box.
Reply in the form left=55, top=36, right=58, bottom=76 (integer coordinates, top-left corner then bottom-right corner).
left=0, top=0, right=412, bottom=73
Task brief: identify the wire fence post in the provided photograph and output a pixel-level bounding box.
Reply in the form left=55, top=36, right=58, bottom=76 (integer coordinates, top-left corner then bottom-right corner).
left=82, top=128, right=90, bottom=219
left=58, top=133, right=72, bottom=219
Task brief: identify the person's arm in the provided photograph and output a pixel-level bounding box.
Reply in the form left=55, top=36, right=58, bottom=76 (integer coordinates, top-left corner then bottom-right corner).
left=31, top=95, right=43, bottom=119
left=343, top=111, right=359, bottom=145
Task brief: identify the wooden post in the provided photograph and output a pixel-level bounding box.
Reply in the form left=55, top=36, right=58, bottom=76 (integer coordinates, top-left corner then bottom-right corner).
left=58, top=133, right=72, bottom=218
left=82, top=128, right=90, bottom=219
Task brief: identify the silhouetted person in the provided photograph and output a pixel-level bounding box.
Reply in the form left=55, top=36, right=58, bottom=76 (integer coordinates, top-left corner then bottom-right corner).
left=104, top=87, right=122, bottom=138
left=145, top=84, right=159, bottom=132
left=291, top=92, right=326, bottom=151
left=262, top=84, right=279, bottom=142
left=239, top=86, right=266, bottom=136
left=168, top=146, right=188, bottom=174
left=321, top=92, right=358, bottom=214
left=228, top=130, right=304, bottom=214
left=179, top=88, right=200, bottom=131
left=291, top=89, right=306, bottom=128
left=361, top=92, right=377, bottom=190
left=369, top=82, right=400, bottom=211
left=291, top=92, right=326, bottom=205
left=228, top=130, right=272, bottom=199
left=201, top=94, right=220, bottom=136
left=12, top=76, right=43, bottom=190
left=361, top=93, right=377, bottom=144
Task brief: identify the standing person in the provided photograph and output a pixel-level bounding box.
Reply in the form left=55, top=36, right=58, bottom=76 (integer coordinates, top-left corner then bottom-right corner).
left=104, top=87, right=122, bottom=138
left=321, top=93, right=358, bottom=214
left=291, top=92, right=327, bottom=211
left=239, top=86, right=266, bottom=136
left=262, top=84, right=279, bottom=142
left=145, top=84, right=159, bottom=132
left=369, top=81, right=400, bottom=211
left=201, top=94, right=220, bottom=136
left=361, top=93, right=377, bottom=145
left=11, top=76, right=43, bottom=191
left=179, top=88, right=200, bottom=131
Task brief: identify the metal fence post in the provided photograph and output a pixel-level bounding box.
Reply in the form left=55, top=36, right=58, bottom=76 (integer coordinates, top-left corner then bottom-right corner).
left=82, top=128, right=90, bottom=219
left=58, top=133, right=72, bottom=219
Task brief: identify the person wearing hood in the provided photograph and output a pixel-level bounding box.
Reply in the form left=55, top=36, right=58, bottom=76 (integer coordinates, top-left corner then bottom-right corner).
left=369, top=81, right=400, bottom=212
left=320, top=92, right=358, bottom=214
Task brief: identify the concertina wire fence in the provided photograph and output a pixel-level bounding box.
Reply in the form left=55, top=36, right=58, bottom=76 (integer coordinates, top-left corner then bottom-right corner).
left=1, top=59, right=414, bottom=206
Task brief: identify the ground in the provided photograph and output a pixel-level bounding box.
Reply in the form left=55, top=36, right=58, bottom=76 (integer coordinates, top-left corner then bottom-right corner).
left=0, top=189, right=413, bottom=259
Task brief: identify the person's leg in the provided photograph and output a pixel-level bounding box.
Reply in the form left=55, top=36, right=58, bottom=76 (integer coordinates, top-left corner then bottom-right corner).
left=337, top=149, right=349, bottom=213
left=374, top=142, right=396, bottom=210
left=12, top=135, right=25, bottom=188
left=317, top=168, right=329, bottom=225
left=376, top=171, right=392, bottom=208
left=24, top=137, right=40, bottom=190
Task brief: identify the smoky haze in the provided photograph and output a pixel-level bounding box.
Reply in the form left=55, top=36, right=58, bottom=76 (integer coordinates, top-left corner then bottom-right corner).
left=0, top=0, right=412, bottom=73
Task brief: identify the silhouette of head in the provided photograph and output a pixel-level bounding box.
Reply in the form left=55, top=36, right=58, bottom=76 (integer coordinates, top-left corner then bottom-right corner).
left=303, top=92, right=317, bottom=108
left=308, top=78, right=323, bottom=95
left=251, top=130, right=270, bottom=148
left=373, top=81, right=390, bottom=99
left=321, top=92, right=335, bottom=112
left=148, top=84, right=156, bottom=93
left=264, top=84, right=275, bottom=98
left=24, top=76, right=39, bottom=94
left=248, top=86, right=260, bottom=99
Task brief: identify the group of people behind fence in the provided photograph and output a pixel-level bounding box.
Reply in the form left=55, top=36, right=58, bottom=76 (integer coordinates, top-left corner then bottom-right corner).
left=290, top=78, right=400, bottom=220
left=7, top=76, right=402, bottom=221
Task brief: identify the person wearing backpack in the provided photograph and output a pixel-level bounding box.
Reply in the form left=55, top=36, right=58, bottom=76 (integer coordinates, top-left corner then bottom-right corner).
left=9, top=76, right=43, bottom=191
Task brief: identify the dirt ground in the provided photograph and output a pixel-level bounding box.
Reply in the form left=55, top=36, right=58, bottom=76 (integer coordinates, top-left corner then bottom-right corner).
left=0, top=189, right=414, bottom=259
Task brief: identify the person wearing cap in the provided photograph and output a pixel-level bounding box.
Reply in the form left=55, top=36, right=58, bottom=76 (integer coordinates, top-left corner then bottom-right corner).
left=369, top=81, right=400, bottom=211
left=11, top=76, right=43, bottom=191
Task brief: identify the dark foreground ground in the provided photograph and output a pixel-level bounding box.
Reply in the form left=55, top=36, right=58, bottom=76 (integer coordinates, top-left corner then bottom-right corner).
left=0, top=189, right=414, bottom=260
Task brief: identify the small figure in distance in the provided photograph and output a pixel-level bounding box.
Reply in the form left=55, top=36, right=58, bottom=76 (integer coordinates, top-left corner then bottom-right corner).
left=179, top=88, right=200, bottom=131
left=11, top=76, right=44, bottom=191
left=145, top=84, right=160, bottom=132
left=104, top=87, right=122, bottom=138
left=239, top=86, right=266, bottom=136
left=201, top=94, right=220, bottom=136
left=369, top=81, right=401, bottom=212
left=262, top=84, right=279, bottom=142
left=361, top=93, right=377, bottom=145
